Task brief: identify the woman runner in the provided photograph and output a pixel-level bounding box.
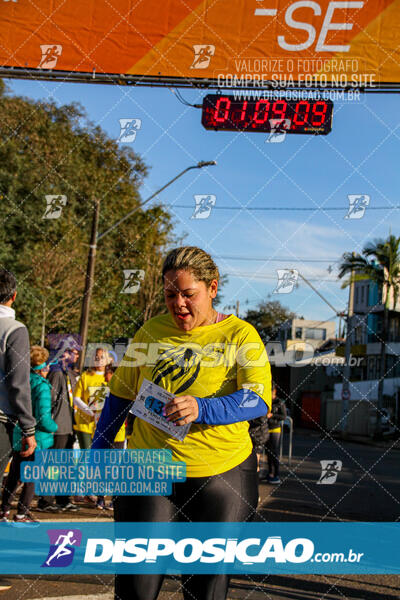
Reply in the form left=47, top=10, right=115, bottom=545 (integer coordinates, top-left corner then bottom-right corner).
left=93, top=246, right=271, bottom=600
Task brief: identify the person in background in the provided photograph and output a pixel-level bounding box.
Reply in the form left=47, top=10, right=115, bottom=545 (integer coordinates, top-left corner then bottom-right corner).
left=72, top=347, right=109, bottom=507
left=73, top=347, right=109, bottom=449
left=37, top=347, right=80, bottom=513
left=96, top=363, right=125, bottom=511
left=74, top=350, right=125, bottom=509
left=0, top=269, right=36, bottom=492
left=0, top=346, right=57, bottom=522
left=264, top=384, right=287, bottom=484
left=248, top=414, right=269, bottom=477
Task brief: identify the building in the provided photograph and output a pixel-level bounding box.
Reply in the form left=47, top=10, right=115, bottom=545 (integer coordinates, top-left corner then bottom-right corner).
left=272, top=318, right=343, bottom=429
left=331, top=278, right=400, bottom=435
left=278, top=318, right=336, bottom=351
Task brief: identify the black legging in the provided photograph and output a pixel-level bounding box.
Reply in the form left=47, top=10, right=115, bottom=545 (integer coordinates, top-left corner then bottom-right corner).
left=114, top=450, right=258, bottom=600
left=2, top=452, right=35, bottom=515
left=266, top=431, right=281, bottom=478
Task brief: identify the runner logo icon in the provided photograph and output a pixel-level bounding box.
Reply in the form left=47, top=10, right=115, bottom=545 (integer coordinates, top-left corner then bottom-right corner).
left=42, top=529, right=82, bottom=567
left=190, top=45, right=215, bottom=69
left=317, top=460, right=342, bottom=485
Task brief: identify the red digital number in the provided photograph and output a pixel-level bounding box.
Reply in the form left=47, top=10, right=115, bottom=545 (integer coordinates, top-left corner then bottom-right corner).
left=214, top=97, right=231, bottom=123
left=240, top=100, right=248, bottom=121
left=253, top=100, right=270, bottom=124
left=311, top=101, right=328, bottom=126
left=293, top=101, right=311, bottom=126
left=271, top=100, right=287, bottom=121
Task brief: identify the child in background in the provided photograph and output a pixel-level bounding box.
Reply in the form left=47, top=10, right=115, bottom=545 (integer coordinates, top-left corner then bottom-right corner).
left=0, top=346, right=57, bottom=522
left=73, top=347, right=109, bottom=450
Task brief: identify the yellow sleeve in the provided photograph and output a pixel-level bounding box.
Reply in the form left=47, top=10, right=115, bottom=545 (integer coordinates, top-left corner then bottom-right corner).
left=236, top=322, right=272, bottom=410
left=109, top=329, right=144, bottom=401
left=74, top=374, right=84, bottom=401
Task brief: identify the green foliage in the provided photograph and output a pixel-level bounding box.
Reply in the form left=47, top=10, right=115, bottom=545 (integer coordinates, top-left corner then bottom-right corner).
left=244, top=299, right=299, bottom=343
left=0, top=92, right=177, bottom=342
left=338, top=235, right=400, bottom=310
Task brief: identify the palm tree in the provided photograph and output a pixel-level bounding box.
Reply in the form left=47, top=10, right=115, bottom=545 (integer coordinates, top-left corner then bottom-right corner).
left=338, top=234, right=400, bottom=437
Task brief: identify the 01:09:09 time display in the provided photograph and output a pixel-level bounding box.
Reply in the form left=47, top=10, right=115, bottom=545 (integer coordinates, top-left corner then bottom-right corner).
left=201, top=94, right=333, bottom=135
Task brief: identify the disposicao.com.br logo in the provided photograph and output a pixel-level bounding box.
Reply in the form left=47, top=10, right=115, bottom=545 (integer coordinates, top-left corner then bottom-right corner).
left=83, top=536, right=363, bottom=566
left=3, top=522, right=393, bottom=575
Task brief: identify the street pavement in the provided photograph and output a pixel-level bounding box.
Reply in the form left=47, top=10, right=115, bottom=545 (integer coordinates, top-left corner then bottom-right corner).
left=1, top=430, right=399, bottom=599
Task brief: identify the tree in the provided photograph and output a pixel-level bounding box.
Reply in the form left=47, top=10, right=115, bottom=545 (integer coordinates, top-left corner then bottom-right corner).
left=338, top=234, right=400, bottom=437
left=244, top=299, right=299, bottom=343
left=0, top=87, right=177, bottom=342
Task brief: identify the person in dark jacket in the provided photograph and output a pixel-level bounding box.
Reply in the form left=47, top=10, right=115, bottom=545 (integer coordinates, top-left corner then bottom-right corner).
left=0, top=346, right=57, bottom=522
left=264, top=384, right=287, bottom=484
left=248, top=415, right=269, bottom=475
left=0, top=269, right=36, bottom=491
left=37, top=348, right=80, bottom=512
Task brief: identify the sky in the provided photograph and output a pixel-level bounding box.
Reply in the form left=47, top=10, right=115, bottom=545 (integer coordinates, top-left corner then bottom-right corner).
left=6, top=78, right=400, bottom=332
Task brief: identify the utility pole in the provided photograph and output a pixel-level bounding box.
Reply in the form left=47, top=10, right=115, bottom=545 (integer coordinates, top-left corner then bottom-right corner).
left=78, top=197, right=100, bottom=372
left=236, top=300, right=240, bottom=317
left=40, top=298, right=47, bottom=347
left=289, top=269, right=352, bottom=438
left=341, top=253, right=356, bottom=437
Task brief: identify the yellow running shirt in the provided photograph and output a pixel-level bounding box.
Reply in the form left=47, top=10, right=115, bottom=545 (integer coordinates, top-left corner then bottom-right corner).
left=110, top=313, right=271, bottom=477
left=74, top=372, right=125, bottom=442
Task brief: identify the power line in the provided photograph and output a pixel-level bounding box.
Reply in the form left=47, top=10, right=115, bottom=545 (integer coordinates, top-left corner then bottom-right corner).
left=214, top=254, right=340, bottom=263
left=225, top=272, right=339, bottom=282
left=169, top=204, right=400, bottom=211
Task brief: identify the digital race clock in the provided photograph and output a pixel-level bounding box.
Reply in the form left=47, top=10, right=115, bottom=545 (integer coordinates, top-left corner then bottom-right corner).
left=201, top=94, right=333, bottom=135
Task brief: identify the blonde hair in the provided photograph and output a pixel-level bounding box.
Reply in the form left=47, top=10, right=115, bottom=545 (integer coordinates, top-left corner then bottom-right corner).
left=87, top=347, right=110, bottom=374
left=30, top=346, right=49, bottom=368
left=162, top=246, right=219, bottom=287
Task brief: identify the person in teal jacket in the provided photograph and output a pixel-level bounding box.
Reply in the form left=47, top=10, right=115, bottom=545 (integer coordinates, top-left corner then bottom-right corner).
left=0, top=346, right=57, bottom=523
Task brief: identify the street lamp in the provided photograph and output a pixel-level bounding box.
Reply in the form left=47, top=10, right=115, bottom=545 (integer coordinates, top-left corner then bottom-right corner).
left=78, top=160, right=217, bottom=372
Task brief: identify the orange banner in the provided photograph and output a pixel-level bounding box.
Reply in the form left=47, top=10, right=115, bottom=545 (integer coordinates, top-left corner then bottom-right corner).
left=0, top=0, right=399, bottom=86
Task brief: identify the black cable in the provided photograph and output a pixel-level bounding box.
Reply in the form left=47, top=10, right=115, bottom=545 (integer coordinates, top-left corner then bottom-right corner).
left=169, top=204, right=400, bottom=211
left=169, top=88, right=202, bottom=108
left=214, top=255, right=339, bottom=263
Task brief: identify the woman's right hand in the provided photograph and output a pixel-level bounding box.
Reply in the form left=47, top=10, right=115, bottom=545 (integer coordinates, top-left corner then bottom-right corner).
left=164, top=395, right=199, bottom=425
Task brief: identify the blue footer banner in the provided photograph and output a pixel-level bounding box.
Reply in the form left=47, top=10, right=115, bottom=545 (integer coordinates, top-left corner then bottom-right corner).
left=0, top=522, right=399, bottom=574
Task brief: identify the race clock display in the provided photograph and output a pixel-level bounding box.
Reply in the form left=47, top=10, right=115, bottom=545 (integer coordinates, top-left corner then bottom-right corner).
left=202, top=94, right=333, bottom=135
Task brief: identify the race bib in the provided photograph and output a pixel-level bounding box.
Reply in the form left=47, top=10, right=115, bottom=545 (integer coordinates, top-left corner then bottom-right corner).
left=131, top=379, right=191, bottom=441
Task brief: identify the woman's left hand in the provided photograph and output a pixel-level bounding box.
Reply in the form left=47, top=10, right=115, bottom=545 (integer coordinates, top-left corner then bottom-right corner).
left=163, top=395, right=199, bottom=425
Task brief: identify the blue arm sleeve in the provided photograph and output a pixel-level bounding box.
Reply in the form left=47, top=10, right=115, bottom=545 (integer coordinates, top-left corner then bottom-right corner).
left=92, top=393, right=133, bottom=449
left=194, top=389, right=268, bottom=426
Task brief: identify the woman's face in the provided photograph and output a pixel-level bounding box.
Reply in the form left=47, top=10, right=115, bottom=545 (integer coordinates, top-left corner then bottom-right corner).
left=41, top=365, right=50, bottom=379
left=94, top=349, right=108, bottom=369
left=164, top=269, right=218, bottom=331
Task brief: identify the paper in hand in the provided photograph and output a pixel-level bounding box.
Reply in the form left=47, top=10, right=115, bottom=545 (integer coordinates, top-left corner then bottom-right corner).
left=131, top=378, right=191, bottom=441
